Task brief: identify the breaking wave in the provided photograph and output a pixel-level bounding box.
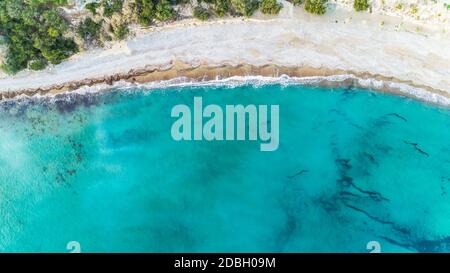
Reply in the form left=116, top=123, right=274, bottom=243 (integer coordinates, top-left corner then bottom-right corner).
left=2, top=74, right=450, bottom=107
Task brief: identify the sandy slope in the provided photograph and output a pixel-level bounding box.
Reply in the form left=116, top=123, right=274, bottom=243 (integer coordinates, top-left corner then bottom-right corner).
left=0, top=5, right=449, bottom=97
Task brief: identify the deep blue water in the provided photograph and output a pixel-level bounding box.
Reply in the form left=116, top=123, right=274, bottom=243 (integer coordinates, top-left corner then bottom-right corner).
left=0, top=83, right=449, bottom=253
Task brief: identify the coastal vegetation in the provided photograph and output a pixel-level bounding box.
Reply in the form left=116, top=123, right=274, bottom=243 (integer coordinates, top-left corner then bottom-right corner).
left=155, top=0, right=176, bottom=21
left=260, top=0, right=283, bottom=15
left=0, top=0, right=78, bottom=73
left=304, top=0, right=328, bottom=15
left=85, top=2, right=101, bottom=14
left=193, top=6, right=211, bottom=21
left=134, top=0, right=156, bottom=25
left=1, top=0, right=445, bottom=74
left=102, top=0, right=124, bottom=17
left=231, top=0, right=260, bottom=16
left=77, top=18, right=103, bottom=46
left=353, top=0, right=369, bottom=12
left=213, top=0, right=231, bottom=16
left=0, top=0, right=336, bottom=74
left=113, top=23, right=130, bottom=40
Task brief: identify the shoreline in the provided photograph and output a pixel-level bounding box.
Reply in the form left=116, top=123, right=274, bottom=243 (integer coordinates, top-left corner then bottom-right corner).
left=1, top=8, right=449, bottom=105
left=2, top=63, right=449, bottom=107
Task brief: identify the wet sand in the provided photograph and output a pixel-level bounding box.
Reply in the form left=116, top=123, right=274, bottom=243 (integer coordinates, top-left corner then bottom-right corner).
left=1, top=62, right=449, bottom=106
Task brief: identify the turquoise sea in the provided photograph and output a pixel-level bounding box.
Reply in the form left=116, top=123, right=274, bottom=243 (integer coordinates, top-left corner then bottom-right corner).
left=0, top=82, right=449, bottom=253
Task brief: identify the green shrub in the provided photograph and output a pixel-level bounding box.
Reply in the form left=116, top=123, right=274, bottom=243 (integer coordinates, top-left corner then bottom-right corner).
left=304, top=0, right=327, bottom=15
left=260, top=0, right=282, bottom=14
left=29, top=59, right=48, bottom=71
left=214, top=0, right=230, bottom=16
left=77, top=18, right=103, bottom=44
left=231, top=0, right=259, bottom=16
left=135, top=0, right=155, bottom=26
left=0, top=0, right=78, bottom=73
left=49, top=0, right=69, bottom=5
left=102, top=0, right=123, bottom=17
left=353, top=0, right=369, bottom=11
left=193, top=6, right=211, bottom=21
left=85, top=2, right=100, bottom=15
left=113, top=23, right=129, bottom=40
left=155, top=0, right=175, bottom=21
left=40, top=38, right=78, bottom=64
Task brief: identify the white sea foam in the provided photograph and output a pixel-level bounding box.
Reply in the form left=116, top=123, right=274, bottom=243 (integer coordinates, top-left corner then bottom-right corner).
left=4, top=75, right=447, bottom=108
left=117, top=75, right=450, bottom=107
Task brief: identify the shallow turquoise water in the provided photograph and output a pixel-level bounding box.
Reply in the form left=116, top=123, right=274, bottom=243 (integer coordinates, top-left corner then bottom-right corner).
left=0, top=83, right=449, bottom=253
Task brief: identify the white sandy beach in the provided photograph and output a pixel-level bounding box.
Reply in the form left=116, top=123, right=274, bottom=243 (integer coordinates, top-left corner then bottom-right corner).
left=0, top=3, right=449, bottom=101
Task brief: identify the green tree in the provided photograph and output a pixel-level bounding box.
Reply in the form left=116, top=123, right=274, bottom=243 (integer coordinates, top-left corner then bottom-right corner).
left=102, top=0, right=123, bottom=17
left=260, top=0, right=282, bottom=14
left=40, top=38, right=78, bottom=64
left=29, top=58, right=48, bottom=71
left=135, top=0, right=155, bottom=26
left=231, top=0, right=259, bottom=16
left=353, top=0, right=369, bottom=11
left=193, top=6, right=210, bottom=21
left=155, top=0, right=175, bottom=21
left=214, top=0, right=230, bottom=16
left=85, top=2, right=100, bottom=15
left=113, top=23, right=129, bottom=40
left=304, top=0, right=327, bottom=15
left=77, top=17, right=103, bottom=45
left=0, top=0, right=78, bottom=73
